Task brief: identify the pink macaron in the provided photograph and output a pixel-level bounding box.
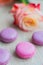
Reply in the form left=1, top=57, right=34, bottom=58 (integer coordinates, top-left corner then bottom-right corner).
left=16, top=42, right=36, bottom=59
left=32, top=31, right=43, bottom=46
left=0, top=48, right=10, bottom=65
left=0, top=28, right=18, bottom=43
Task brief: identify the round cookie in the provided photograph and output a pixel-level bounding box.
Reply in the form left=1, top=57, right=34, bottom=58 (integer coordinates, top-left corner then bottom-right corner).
left=16, top=42, right=36, bottom=59
left=0, top=48, right=10, bottom=65
left=0, top=32, right=1, bottom=41
left=32, top=31, right=43, bottom=46
left=0, top=28, right=18, bottom=43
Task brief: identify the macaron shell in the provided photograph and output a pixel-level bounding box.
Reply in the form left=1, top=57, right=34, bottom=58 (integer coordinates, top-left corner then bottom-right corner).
left=0, top=32, right=1, bottom=41
left=32, top=31, right=43, bottom=46
left=16, top=42, right=36, bottom=59
left=0, top=48, right=10, bottom=65
left=0, top=28, right=18, bottom=43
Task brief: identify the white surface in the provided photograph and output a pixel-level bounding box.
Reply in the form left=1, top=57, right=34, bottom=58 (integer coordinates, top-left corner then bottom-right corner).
left=0, top=1, right=43, bottom=65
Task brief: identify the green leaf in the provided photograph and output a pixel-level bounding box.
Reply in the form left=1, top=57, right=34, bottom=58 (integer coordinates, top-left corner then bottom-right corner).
left=19, top=0, right=29, bottom=4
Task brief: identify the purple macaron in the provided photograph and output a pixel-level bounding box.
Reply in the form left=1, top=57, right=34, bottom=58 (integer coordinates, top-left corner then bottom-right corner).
left=32, top=31, right=43, bottom=46
left=0, top=33, right=1, bottom=41
left=0, top=48, right=10, bottom=65
left=0, top=28, right=18, bottom=43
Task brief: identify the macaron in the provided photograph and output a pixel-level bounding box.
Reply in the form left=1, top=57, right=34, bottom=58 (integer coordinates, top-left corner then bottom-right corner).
left=0, top=48, right=10, bottom=65
left=0, top=32, right=1, bottom=41
left=32, top=31, right=43, bottom=46
left=0, top=28, right=18, bottom=43
left=16, top=42, right=36, bottom=59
